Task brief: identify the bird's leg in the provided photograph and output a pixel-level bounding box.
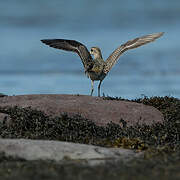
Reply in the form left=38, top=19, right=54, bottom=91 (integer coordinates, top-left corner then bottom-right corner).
left=90, top=80, right=94, bottom=96
left=98, top=80, right=102, bottom=97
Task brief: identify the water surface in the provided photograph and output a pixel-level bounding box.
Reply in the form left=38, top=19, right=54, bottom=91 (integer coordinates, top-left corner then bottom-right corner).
left=0, top=0, right=180, bottom=99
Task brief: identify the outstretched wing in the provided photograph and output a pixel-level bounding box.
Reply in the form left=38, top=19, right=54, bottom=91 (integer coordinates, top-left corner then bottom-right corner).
left=41, top=39, right=94, bottom=71
left=104, top=32, right=164, bottom=74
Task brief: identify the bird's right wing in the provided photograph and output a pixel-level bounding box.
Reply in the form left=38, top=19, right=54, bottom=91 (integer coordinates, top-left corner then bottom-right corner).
left=103, top=32, right=164, bottom=74
left=41, top=39, right=94, bottom=71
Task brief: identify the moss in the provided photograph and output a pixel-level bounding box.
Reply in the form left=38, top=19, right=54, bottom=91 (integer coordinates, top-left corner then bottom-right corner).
left=108, top=137, right=148, bottom=150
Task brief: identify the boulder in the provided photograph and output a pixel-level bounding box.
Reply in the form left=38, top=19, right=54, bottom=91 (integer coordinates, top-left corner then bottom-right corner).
left=0, top=94, right=163, bottom=127
left=0, top=138, right=144, bottom=165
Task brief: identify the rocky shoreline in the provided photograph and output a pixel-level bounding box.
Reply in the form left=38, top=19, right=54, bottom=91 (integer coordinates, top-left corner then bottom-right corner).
left=0, top=94, right=179, bottom=179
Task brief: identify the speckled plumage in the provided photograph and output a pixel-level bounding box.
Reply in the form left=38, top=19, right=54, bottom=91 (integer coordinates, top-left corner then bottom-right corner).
left=41, top=32, right=164, bottom=97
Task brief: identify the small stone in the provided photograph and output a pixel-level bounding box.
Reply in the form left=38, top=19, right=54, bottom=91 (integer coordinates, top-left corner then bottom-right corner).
left=0, top=113, right=12, bottom=125
left=0, top=93, right=7, bottom=97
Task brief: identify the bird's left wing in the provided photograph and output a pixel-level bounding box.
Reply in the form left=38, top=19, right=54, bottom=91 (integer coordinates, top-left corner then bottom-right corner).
left=103, top=32, right=164, bottom=74
left=41, top=39, right=93, bottom=71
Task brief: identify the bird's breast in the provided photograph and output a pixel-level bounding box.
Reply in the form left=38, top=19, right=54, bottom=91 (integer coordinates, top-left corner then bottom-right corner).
left=86, top=60, right=106, bottom=81
left=87, top=71, right=106, bottom=81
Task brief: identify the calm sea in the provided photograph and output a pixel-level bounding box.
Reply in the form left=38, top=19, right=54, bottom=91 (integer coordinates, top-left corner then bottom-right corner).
left=0, top=0, right=180, bottom=99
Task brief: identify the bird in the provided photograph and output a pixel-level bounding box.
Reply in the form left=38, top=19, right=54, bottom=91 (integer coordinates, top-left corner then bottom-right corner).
left=41, top=32, right=164, bottom=97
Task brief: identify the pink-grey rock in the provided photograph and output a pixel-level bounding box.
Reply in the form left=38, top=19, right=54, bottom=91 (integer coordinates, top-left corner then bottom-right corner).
left=0, top=94, right=163, bottom=127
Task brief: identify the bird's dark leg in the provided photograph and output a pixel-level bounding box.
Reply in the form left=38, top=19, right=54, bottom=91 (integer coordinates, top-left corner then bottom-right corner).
left=90, top=80, right=94, bottom=96
left=98, top=80, right=102, bottom=97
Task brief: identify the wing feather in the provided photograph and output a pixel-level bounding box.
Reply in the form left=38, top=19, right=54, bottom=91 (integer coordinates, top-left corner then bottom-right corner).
left=41, top=39, right=93, bottom=71
left=104, top=32, right=164, bottom=74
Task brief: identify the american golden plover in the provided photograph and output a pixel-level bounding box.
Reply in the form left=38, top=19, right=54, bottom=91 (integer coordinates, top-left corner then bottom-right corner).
left=41, top=32, right=164, bottom=97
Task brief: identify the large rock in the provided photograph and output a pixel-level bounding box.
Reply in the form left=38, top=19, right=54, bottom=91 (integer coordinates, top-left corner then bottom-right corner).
left=0, top=138, right=143, bottom=165
left=0, top=94, right=163, bottom=127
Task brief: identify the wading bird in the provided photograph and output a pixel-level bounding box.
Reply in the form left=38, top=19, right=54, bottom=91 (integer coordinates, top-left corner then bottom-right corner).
left=41, top=32, right=164, bottom=97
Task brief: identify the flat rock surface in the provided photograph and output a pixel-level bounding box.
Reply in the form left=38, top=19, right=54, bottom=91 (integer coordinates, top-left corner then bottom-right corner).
left=0, top=138, right=143, bottom=165
left=0, top=94, right=163, bottom=127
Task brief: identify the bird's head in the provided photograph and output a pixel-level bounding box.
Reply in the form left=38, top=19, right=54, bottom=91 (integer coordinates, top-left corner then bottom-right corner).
left=90, top=47, right=103, bottom=59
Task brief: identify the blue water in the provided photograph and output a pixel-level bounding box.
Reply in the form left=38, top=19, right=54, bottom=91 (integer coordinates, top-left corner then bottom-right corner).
left=1, top=0, right=180, bottom=99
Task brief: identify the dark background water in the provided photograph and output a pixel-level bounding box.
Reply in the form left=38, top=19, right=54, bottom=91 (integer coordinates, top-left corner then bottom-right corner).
left=0, top=0, right=180, bottom=99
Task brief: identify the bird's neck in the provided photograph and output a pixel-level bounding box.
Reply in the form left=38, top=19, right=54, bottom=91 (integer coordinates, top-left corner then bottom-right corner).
left=94, top=52, right=103, bottom=60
